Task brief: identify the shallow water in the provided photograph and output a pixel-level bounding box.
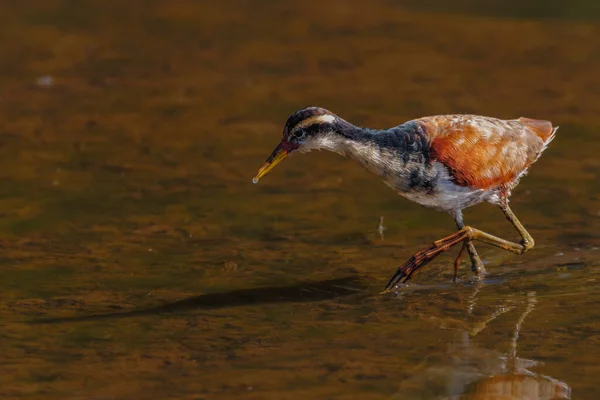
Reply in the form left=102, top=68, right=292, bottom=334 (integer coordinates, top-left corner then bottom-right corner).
left=1, top=1, right=600, bottom=399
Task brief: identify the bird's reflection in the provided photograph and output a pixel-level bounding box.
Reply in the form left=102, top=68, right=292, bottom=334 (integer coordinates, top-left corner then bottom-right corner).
left=394, top=283, right=571, bottom=400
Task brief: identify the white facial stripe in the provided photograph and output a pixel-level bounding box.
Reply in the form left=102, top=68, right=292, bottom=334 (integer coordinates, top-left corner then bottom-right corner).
left=291, top=114, right=336, bottom=134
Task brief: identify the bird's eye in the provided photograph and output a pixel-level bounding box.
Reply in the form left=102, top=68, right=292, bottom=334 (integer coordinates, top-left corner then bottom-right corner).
left=293, top=130, right=306, bottom=140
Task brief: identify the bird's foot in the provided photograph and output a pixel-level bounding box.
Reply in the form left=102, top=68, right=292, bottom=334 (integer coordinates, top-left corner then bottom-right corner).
left=385, top=230, right=466, bottom=290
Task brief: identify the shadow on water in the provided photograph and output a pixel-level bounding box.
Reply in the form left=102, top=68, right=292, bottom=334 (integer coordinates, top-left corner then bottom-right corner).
left=31, top=276, right=367, bottom=324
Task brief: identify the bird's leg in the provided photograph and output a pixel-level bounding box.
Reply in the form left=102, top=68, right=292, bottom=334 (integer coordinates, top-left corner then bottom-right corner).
left=452, top=211, right=487, bottom=277
left=465, top=242, right=486, bottom=275
left=384, top=204, right=534, bottom=290
left=453, top=242, right=466, bottom=283
left=501, top=204, right=535, bottom=252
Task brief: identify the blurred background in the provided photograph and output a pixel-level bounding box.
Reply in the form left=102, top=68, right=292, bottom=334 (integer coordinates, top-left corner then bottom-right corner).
left=1, top=0, right=599, bottom=399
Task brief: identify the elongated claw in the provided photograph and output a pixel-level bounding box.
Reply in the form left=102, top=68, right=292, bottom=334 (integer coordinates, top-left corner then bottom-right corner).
left=384, top=231, right=466, bottom=290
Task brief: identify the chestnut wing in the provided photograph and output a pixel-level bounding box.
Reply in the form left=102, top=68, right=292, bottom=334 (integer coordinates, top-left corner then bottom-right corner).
left=418, top=115, right=555, bottom=190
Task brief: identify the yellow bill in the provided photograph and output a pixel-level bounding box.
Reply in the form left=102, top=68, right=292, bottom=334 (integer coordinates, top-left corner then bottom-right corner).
left=252, top=142, right=290, bottom=184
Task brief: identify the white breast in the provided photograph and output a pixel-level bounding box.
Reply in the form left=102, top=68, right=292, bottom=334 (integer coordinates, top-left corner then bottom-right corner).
left=383, top=162, right=502, bottom=212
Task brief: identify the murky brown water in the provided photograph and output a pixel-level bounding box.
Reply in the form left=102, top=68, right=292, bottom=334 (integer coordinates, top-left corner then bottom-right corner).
left=1, top=1, right=600, bottom=399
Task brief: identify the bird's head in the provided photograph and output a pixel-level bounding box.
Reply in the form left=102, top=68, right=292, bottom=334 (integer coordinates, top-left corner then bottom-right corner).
left=252, top=107, right=344, bottom=183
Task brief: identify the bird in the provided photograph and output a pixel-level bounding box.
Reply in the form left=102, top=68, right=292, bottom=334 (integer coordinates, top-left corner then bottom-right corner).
left=252, top=107, right=557, bottom=290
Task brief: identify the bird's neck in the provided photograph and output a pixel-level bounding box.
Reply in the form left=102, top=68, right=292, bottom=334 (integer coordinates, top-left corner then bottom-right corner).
left=300, top=118, right=438, bottom=200
left=302, top=121, right=381, bottom=157
left=308, top=124, right=395, bottom=174
left=302, top=119, right=429, bottom=186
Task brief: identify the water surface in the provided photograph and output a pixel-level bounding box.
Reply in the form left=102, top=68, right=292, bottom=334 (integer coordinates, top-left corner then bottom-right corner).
left=1, top=1, right=600, bottom=399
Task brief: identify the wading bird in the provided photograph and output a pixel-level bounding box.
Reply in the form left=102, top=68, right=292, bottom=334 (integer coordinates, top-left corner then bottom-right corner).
left=252, top=107, right=556, bottom=290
